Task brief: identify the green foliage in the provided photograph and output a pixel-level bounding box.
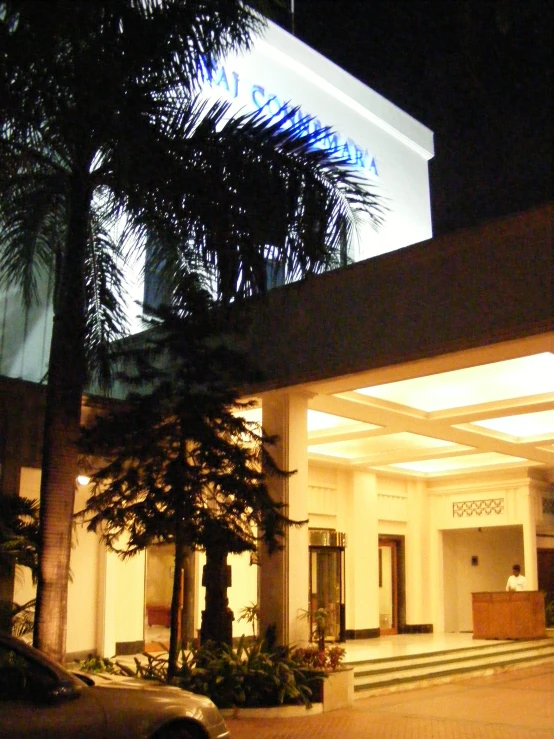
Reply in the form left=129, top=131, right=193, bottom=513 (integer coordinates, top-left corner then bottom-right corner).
left=79, top=654, right=122, bottom=675
left=81, top=637, right=340, bottom=709
left=79, top=281, right=299, bottom=559
left=237, top=601, right=260, bottom=638
left=0, top=599, right=36, bottom=637
left=290, top=645, right=346, bottom=671
left=298, top=606, right=329, bottom=650
left=0, top=496, right=40, bottom=580
left=173, top=638, right=324, bottom=708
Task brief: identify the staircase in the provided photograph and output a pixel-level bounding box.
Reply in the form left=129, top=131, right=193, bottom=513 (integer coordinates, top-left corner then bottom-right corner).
left=349, top=637, right=554, bottom=698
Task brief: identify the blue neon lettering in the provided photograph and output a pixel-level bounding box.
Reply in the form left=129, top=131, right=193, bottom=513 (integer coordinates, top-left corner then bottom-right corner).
left=201, top=62, right=378, bottom=177
left=231, top=71, right=240, bottom=99
left=278, top=101, right=293, bottom=129
left=354, top=147, right=366, bottom=168
left=251, top=84, right=265, bottom=109
left=341, top=141, right=353, bottom=162
left=266, top=95, right=283, bottom=117
left=324, top=131, right=341, bottom=154
left=214, top=66, right=231, bottom=94
left=294, top=112, right=311, bottom=136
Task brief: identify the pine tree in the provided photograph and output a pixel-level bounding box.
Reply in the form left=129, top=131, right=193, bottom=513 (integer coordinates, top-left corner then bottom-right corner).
left=80, top=278, right=301, bottom=676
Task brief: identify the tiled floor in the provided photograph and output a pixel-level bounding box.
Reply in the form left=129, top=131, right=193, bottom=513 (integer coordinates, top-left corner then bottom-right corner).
left=341, top=632, right=504, bottom=662
left=224, top=660, right=554, bottom=738
left=131, top=631, right=554, bottom=736
left=142, top=628, right=504, bottom=661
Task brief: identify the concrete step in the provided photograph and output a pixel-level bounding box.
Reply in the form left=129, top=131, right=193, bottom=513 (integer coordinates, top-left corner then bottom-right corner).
left=349, top=638, right=554, bottom=697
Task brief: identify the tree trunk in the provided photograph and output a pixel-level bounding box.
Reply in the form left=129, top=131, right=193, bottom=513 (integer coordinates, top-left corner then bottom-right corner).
left=200, top=547, right=234, bottom=646
left=33, top=173, right=90, bottom=662
left=168, top=525, right=187, bottom=681
left=181, top=547, right=196, bottom=644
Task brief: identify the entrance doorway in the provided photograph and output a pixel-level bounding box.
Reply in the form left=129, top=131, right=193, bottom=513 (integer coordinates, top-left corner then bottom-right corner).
left=309, top=530, right=346, bottom=642
left=379, top=537, right=399, bottom=635
left=538, top=548, right=554, bottom=619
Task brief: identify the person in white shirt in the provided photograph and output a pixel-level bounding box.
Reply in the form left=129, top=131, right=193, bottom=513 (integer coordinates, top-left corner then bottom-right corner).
left=506, top=564, right=527, bottom=591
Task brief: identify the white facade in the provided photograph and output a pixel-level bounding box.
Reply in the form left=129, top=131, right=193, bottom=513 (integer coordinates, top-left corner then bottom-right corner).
left=199, top=21, right=434, bottom=261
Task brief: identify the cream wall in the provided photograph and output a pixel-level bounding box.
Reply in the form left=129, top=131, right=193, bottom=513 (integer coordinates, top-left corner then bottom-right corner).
left=304, top=463, right=547, bottom=637
left=442, top=526, right=524, bottom=632
left=228, top=552, right=258, bottom=639
left=16, top=469, right=102, bottom=657
left=307, top=465, right=433, bottom=634
left=146, top=544, right=174, bottom=606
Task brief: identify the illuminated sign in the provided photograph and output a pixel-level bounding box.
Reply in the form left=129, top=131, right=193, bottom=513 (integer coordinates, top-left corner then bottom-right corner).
left=200, top=62, right=379, bottom=178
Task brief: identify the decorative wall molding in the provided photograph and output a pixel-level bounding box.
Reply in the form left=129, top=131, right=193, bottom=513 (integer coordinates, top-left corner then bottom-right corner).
left=308, top=484, right=337, bottom=516
left=429, top=468, right=534, bottom=496
left=452, top=498, right=504, bottom=518
left=378, top=492, right=408, bottom=522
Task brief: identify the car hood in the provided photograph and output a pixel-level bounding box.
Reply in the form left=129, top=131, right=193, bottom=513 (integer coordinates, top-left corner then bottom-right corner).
left=73, top=672, right=228, bottom=738
left=76, top=671, right=213, bottom=704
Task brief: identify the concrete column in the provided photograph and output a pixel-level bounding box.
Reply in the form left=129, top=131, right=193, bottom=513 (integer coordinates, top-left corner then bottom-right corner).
left=522, top=486, right=538, bottom=589
left=97, top=545, right=117, bottom=658
left=405, top=479, right=430, bottom=625
left=259, top=391, right=309, bottom=646
left=350, top=471, right=378, bottom=634
left=429, top=526, right=445, bottom=632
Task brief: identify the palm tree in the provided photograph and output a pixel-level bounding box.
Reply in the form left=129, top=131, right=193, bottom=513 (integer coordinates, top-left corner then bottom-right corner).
left=0, top=494, right=39, bottom=633
left=0, top=494, right=40, bottom=581
left=0, top=1, right=382, bottom=661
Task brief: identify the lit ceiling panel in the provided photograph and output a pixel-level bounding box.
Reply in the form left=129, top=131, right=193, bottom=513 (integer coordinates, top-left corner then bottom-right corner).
left=309, top=432, right=458, bottom=460
left=390, top=452, right=530, bottom=474
left=470, top=410, right=554, bottom=439
left=307, top=410, right=380, bottom=433
left=356, top=353, right=554, bottom=412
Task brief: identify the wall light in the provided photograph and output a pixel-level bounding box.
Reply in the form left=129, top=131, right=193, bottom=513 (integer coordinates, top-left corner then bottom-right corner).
left=77, top=475, right=90, bottom=486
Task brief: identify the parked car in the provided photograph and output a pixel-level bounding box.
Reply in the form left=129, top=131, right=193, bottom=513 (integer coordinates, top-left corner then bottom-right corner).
left=0, top=633, right=230, bottom=739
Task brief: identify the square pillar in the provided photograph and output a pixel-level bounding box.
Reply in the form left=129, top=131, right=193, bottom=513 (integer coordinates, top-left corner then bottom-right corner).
left=259, top=391, right=310, bottom=646
left=405, top=479, right=431, bottom=625
left=349, top=471, right=379, bottom=635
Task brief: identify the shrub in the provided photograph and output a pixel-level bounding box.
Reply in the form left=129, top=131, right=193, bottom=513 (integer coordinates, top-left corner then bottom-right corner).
left=290, top=644, right=346, bottom=671
left=175, top=637, right=323, bottom=708
left=78, top=637, right=347, bottom=709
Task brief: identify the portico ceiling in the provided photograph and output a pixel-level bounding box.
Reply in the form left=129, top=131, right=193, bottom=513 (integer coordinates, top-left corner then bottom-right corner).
left=250, top=334, right=554, bottom=479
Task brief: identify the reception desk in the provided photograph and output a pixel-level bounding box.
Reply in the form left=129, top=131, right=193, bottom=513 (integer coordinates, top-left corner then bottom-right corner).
left=472, top=591, right=546, bottom=640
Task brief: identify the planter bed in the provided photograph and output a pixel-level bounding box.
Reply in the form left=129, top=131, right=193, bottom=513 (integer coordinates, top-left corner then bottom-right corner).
left=220, top=667, right=353, bottom=718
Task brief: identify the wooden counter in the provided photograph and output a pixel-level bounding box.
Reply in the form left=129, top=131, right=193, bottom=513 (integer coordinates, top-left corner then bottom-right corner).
left=472, top=591, right=546, bottom=640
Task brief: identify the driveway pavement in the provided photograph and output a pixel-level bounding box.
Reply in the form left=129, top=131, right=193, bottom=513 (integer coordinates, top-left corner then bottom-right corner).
left=225, top=660, right=554, bottom=738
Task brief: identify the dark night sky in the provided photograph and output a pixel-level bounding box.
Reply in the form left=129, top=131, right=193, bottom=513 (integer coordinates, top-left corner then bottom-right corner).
left=273, top=0, right=552, bottom=236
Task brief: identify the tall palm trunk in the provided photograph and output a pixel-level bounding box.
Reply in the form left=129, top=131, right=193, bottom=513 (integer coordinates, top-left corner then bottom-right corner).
left=33, top=173, right=91, bottom=662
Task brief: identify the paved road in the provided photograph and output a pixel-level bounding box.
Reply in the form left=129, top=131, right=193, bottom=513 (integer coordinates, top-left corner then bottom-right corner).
left=225, top=660, right=554, bottom=738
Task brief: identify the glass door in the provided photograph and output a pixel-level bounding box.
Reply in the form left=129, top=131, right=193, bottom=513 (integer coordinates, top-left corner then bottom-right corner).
left=378, top=537, right=398, bottom=635
left=309, top=546, right=345, bottom=642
